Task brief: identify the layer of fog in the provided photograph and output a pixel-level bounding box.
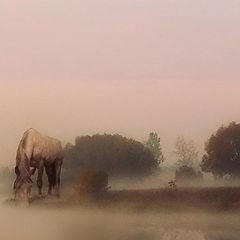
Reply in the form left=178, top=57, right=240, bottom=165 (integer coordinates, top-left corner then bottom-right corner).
left=1, top=197, right=240, bottom=240
left=110, top=170, right=239, bottom=191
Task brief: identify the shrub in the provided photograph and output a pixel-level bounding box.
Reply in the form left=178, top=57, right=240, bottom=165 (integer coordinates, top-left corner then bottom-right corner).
left=75, top=170, right=109, bottom=197
left=175, top=165, right=203, bottom=183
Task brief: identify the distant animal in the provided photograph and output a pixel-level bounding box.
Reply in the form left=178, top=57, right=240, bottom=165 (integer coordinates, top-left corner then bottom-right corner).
left=13, top=128, right=63, bottom=200
left=168, top=179, right=177, bottom=189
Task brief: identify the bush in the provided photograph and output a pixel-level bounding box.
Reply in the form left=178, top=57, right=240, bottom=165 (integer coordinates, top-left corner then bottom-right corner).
left=75, top=170, right=109, bottom=197
left=175, top=165, right=203, bottom=183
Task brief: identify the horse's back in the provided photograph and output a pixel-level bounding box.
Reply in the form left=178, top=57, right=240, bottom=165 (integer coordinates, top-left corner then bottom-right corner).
left=37, top=136, right=63, bottom=162
left=18, top=128, right=63, bottom=164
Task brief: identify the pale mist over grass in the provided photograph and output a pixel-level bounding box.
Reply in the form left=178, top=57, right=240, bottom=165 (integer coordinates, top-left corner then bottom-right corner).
left=0, top=200, right=239, bottom=240
left=1, top=0, right=240, bottom=167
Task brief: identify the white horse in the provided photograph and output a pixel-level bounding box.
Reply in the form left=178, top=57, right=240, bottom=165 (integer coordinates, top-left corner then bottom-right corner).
left=13, top=128, right=63, bottom=200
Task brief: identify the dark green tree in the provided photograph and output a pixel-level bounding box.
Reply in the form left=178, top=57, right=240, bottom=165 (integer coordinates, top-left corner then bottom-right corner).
left=145, top=132, right=164, bottom=165
left=63, top=134, right=158, bottom=184
left=201, top=122, right=240, bottom=179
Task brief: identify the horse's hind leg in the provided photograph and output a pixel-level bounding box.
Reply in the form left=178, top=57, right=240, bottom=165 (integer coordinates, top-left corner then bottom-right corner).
left=55, top=160, right=62, bottom=197
left=45, top=165, right=53, bottom=195
left=37, top=160, right=44, bottom=196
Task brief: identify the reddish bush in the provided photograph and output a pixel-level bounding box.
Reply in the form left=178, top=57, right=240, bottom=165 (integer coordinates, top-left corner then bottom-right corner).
left=75, top=170, right=109, bottom=196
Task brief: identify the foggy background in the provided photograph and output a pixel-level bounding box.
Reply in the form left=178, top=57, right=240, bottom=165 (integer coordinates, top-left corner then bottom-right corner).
left=1, top=2, right=240, bottom=240
left=1, top=0, right=240, bottom=166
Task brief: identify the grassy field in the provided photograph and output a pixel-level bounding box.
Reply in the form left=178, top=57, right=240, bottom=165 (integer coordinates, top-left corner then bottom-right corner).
left=27, top=186, right=240, bottom=213
left=96, top=187, right=240, bottom=212
left=4, top=186, right=240, bottom=240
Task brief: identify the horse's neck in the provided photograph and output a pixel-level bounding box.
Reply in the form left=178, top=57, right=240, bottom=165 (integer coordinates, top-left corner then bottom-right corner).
left=17, top=148, right=31, bottom=178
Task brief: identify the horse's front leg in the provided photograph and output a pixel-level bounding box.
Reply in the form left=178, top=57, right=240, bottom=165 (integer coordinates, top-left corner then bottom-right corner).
left=37, top=160, right=44, bottom=196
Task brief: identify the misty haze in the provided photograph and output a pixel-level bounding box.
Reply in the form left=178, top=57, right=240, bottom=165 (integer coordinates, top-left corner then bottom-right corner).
left=1, top=0, right=240, bottom=239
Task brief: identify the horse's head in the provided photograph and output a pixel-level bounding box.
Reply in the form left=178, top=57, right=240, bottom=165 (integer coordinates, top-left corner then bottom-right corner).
left=13, top=167, right=33, bottom=201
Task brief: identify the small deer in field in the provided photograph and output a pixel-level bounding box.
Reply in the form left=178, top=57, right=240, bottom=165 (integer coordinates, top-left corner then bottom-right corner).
left=168, top=179, right=177, bottom=189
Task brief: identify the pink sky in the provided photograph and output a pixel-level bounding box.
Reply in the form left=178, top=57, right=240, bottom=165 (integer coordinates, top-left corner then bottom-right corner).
left=0, top=0, right=240, bottom=165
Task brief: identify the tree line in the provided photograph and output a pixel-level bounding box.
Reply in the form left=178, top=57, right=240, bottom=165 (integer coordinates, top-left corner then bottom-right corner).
left=63, top=121, right=240, bottom=184
left=1, top=121, right=240, bottom=188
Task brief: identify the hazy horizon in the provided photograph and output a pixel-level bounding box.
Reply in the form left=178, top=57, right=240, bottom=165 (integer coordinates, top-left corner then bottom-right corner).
left=1, top=79, right=240, bottom=167
left=1, top=0, right=240, bottom=166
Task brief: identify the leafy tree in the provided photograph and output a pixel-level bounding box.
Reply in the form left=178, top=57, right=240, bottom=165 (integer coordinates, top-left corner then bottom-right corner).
left=201, top=122, right=240, bottom=179
left=63, top=134, right=158, bottom=183
left=173, top=136, right=199, bottom=167
left=146, top=132, right=164, bottom=165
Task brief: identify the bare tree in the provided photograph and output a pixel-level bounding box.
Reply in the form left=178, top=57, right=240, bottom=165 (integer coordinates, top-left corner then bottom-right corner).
left=173, top=137, right=202, bottom=183
left=173, top=136, right=198, bottom=167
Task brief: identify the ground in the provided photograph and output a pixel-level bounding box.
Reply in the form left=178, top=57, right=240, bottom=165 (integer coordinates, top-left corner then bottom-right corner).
left=8, top=186, right=240, bottom=213
left=2, top=186, right=240, bottom=240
